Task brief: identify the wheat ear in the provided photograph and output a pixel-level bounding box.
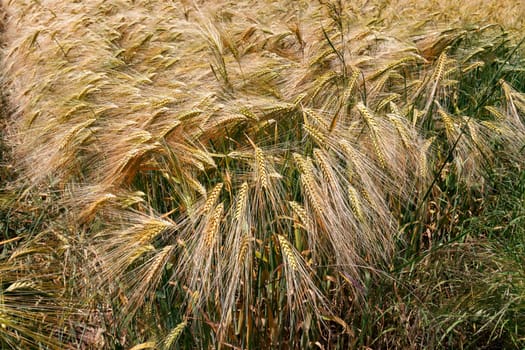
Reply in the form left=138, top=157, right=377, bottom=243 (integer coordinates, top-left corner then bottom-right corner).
left=234, top=182, right=249, bottom=222
left=347, top=185, right=365, bottom=223
left=254, top=147, right=268, bottom=189
left=288, top=201, right=313, bottom=231
left=204, top=203, right=224, bottom=247
left=203, top=183, right=223, bottom=213
left=356, top=102, right=387, bottom=168
left=163, top=320, right=187, bottom=349
left=293, top=153, right=324, bottom=217
left=277, top=234, right=298, bottom=271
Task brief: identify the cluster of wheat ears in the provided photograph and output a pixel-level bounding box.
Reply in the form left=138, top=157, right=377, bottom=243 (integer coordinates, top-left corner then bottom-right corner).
left=0, top=0, right=524, bottom=348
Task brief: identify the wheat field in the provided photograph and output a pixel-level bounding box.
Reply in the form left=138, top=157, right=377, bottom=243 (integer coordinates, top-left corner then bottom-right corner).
left=0, top=0, right=524, bottom=348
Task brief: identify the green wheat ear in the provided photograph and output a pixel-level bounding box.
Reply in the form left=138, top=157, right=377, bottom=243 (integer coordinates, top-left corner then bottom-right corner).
left=162, top=320, right=187, bottom=349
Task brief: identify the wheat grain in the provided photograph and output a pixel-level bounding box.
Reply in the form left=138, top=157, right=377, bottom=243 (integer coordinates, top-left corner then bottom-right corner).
left=62, top=102, right=89, bottom=120
left=293, top=93, right=307, bottom=106
left=463, top=117, right=481, bottom=147
left=158, top=121, right=182, bottom=139
left=360, top=187, right=373, bottom=206
left=369, top=73, right=391, bottom=98
left=347, top=68, right=360, bottom=94
left=177, top=110, right=203, bottom=121
left=432, top=51, right=448, bottom=82
left=356, top=102, right=379, bottom=132
left=126, top=244, right=156, bottom=266
left=78, top=193, right=116, bottom=222
left=263, top=103, right=296, bottom=115
left=309, top=48, right=336, bottom=67
left=129, top=245, right=174, bottom=313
